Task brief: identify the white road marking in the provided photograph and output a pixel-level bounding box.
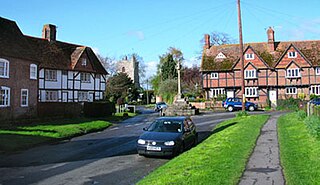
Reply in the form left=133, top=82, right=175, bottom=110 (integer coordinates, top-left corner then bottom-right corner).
left=110, top=127, right=119, bottom=130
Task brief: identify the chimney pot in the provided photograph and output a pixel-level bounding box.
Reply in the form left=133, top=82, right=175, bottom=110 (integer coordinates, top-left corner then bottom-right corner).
left=267, top=27, right=275, bottom=52
left=42, top=24, right=57, bottom=41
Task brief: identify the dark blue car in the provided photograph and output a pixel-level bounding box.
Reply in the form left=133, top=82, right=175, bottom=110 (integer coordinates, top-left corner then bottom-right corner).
left=309, top=98, right=320, bottom=105
left=223, top=97, right=258, bottom=112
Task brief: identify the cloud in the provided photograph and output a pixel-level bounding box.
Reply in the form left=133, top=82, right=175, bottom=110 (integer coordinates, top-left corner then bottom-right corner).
left=184, top=56, right=200, bottom=68
left=280, top=18, right=320, bottom=40
left=127, top=30, right=145, bottom=40
left=92, top=47, right=100, bottom=55
left=145, top=61, right=158, bottom=79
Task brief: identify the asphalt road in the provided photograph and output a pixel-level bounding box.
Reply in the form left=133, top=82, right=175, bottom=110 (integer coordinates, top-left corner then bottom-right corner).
left=0, top=109, right=261, bottom=185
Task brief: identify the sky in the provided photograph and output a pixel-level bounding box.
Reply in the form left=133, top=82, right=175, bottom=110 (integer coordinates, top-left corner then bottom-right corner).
left=1, top=0, right=320, bottom=82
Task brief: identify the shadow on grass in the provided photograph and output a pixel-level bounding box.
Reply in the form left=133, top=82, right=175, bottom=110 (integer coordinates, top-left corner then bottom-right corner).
left=212, top=122, right=237, bottom=134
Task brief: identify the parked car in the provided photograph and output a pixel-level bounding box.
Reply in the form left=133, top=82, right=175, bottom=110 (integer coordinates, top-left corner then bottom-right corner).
left=137, top=116, right=198, bottom=157
left=154, top=102, right=168, bottom=112
left=223, top=97, right=258, bottom=112
left=309, top=98, right=320, bottom=105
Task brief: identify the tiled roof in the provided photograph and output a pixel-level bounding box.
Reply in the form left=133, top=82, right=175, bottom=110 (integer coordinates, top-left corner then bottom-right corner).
left=0, top=17, right=39, bottom=62
left=201, top=40, right=320, bottom=71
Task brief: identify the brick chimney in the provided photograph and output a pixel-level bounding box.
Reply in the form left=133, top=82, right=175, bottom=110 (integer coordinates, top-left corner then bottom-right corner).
left=204, top=34, right=210, bottom=49
left=267, top=27, right=275, bottom=52
left=42, top=24, right=57, bottom=41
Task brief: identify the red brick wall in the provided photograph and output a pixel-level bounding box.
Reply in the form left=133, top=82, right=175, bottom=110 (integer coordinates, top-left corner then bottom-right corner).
left=0, top=56, right=38, bottom=121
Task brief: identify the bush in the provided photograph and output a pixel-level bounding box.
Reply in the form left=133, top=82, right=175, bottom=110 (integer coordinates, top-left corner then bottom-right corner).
left=297, top=110, right=307, bottom=120
left=216, top=94, right=227, bottom=101
left=236, top=111, right=249, bottom=117
left=304, top=115, right=320, bottom=138
left=277, top=98, right=300, bottom=111
left=84, top=102, right=116, bottom=117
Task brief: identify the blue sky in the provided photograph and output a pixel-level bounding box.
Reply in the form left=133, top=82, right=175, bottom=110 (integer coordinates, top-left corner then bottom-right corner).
left=1, top=0, right=320, bottom=79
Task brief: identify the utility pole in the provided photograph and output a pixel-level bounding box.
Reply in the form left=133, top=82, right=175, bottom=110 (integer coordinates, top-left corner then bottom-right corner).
left=237, top=0, right=245, bottom=111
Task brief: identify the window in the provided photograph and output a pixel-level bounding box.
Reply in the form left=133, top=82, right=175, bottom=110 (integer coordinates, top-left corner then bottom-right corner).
left=0, top=59, right=9, bottom=78
left=288, top=51, right=297, bottom=58
left=316, top=67, right=320, bottom=75
left=210, top=88, right=225, bottom=98
left=0, top=86, right=10, bottom=107
left=45, top=91, right=58, bottom=101
left=30, top=64, right=37, bottom=79
left=45, top=70, right=57, bottom=81
left=245, top=87, right=258, bottom=97
left=310, top=85, right=320, bottom=95
left=286, top=87, right=297, bottom=94
left=21, top=89, right=28, bottom=107
left=286, top=68, right=300, bottom=78
left=245, top=53, right=254, bottom=60
left=80, top=73, right=91, bottom=83
left=78, top=91, right=89, bottom=101
left=245, top=69, right=257, bottom=79
left=215, top=52, right=226, bottom=59
left=210, top=73, right=218, bottom=79
left=122, top=67, right=126, bottom=73
left=81, top=59, right=87, bottom=66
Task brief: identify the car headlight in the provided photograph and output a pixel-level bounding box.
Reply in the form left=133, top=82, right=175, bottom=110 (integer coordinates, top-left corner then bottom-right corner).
left=164, top=141, right=175, bottom=146
left=137, top=139, right=146, bottom=145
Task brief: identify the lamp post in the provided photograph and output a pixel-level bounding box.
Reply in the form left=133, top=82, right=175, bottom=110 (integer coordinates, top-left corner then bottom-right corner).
left=176, top=59, right=182, bottom=100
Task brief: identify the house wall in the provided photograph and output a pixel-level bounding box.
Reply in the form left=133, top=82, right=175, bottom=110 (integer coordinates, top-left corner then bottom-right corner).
left=0, top=56, right=38, bottom=121
left=38, top=69, right=106, bottom=102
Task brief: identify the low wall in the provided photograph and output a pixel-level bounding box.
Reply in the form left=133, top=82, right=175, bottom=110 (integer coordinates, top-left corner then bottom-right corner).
left=38, top=102, right=82, bottom=118
left=190, top=101, right=224, bottom=110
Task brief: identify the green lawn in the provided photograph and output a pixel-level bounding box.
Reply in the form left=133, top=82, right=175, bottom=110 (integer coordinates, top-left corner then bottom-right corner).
left=137, top=115, right=269, bottom=185
left=0, top=112, right=137, bottom=153
left=278, top=112, right=320, bottom=185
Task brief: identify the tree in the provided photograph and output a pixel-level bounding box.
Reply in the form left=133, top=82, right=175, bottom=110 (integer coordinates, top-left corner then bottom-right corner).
left=200, top=31, right=236, bottom=46
left=159, top=53, right=177, bottom=81
left=158, top=78, right=178, bottom=104
left=181, top=65, right=202, bottom=97
left=97, top=54, right=117, bottom=75
left=105, top=73, right=135, bottom=102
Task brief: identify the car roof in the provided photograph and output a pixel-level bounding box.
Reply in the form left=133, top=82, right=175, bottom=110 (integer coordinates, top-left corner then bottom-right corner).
left=156, top=116, right=188, bottom=121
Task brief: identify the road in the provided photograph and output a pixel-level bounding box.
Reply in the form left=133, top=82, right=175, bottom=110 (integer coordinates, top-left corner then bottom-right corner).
left=0, top=109, right=262, bottom=185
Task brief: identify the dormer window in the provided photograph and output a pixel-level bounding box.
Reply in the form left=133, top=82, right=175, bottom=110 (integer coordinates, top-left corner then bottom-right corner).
left=210, top=73, right=218, bottom=79
left=288, top=52, right=297, bottom=58
left=81, top=59, right=87, bottom=66
left=245, top=53, right=254, bottom=60
left=286, top=68, right=300, bottom=78
left=215, top=52, right=226, bottom=59
left=245, top=69, right=257, bottom=79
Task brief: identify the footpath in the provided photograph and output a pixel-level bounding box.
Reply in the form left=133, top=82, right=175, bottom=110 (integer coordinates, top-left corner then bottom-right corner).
left=239, top=112, right=285, bottom=185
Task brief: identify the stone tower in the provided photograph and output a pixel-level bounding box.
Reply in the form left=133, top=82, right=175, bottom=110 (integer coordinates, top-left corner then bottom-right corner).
left=116, top=55, right=140, bottom=88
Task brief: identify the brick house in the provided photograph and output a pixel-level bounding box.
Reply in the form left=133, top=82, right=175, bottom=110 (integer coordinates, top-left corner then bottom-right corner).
left=27, top=24, right=108, bottom=103
left=0, top=17, right=39, bottom=120
left=201, top=27, right=320, bottom=107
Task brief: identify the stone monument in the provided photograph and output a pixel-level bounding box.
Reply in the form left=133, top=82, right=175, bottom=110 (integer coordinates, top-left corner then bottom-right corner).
left=163, top=60, right=199, bottom=116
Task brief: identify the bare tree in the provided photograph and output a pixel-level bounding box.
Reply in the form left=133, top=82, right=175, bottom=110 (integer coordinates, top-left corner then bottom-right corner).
left=200, top=31, right=236, bottom=46
left=97, top=54, right=117, bottom=76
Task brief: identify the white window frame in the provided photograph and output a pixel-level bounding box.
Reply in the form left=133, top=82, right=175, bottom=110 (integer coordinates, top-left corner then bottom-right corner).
left=45, top=69, right=57, bottom=81
left=45, top=91, right=58, bottom=102
left=286, top=68, right=300, bottom=78
left=245, top=87, right=259, bottom=97
left=210, top=73, right=218, bottom=79
left=210, top=88, right=225, bottom=98
left=245, top=53, right=254, bottom=60
left=30, top=64, right=37, bottom=80
left=310, top=85, right=320, bottom=95
left=78, top=91, right=89, bottom=102
left=288, top=51, right=297, bottom=58
left=286, top=87, right=297, bottom=94
left=81, top=59, right=87, bottom=66
left=245, top=69, right=257, bottom=79
left=315, top=67, right=320, bottom=75
left=21, top=89, right=28, bottom=107
left=80, top=73, right=91, bottom=83
left=0, top=59, right=9, bottom=78
left=0, top=86, right=10, bottom=107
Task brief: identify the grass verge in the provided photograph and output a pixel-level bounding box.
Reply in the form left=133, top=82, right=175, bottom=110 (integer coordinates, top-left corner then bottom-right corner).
left=137, top=115, right=269, bottom=185
left=278, top=112, right=320, bottom=185
left=0, top=112, right=137, bottom=153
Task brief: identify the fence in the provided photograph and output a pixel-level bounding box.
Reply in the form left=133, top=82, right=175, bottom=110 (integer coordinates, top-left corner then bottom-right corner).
left=307, top=102, right=320, bottom=117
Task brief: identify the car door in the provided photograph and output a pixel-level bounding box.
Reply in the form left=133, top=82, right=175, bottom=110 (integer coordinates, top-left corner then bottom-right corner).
left=183, top=118, right=195, bottom=148
left=234, top=98, right=242, bottom=108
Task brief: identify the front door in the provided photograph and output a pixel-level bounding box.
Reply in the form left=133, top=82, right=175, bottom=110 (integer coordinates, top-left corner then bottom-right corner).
left=227, top=90, right=234, bottom=98
left=269, top=90, right=277, bottom=108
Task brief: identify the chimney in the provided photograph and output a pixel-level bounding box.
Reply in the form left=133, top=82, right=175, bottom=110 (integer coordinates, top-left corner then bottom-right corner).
left=267, top=27, right=275, bottom=51
left=204, top=34, right=210, bottom=49
left=42, top=24, right=57, bottom=41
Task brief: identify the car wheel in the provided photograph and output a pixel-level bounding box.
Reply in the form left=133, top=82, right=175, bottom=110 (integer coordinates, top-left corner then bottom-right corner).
left=227, top=106, right=234, bottom=112
left=248, top=105, right=255, bottom=111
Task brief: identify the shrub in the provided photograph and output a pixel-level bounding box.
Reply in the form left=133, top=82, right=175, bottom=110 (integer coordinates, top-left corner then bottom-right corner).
left=277, top=98, right=300, bottom=111
left=297, top=110, right=307, bottom=120
left=304, top=115, right=320, bottom=138
left=216, top=94, right=227, bottom=101
left=236, top=111, right=249, bottom=117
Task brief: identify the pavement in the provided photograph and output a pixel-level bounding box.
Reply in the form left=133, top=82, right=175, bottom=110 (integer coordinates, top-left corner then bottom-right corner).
left=239, top=112, right=286, bottom=185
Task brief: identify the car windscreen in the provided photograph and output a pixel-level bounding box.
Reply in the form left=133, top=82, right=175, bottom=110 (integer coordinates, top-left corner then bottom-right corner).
left=147, top=120, right=182, bottom=133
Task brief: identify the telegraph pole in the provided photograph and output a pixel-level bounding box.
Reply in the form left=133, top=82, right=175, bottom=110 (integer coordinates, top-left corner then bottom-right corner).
left=237, top=0, right=245, bottom=111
